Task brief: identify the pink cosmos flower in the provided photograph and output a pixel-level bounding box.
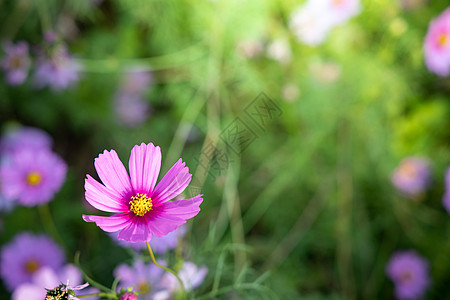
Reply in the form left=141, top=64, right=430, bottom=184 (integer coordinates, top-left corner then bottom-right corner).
left=82, top=142, right=203, bottom=242
left=424, top=7, right=450, bottom=76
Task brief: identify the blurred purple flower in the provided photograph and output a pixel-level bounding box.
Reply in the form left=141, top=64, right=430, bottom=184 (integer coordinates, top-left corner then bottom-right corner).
left=442, top=167, right=450, bottom=213
left=114, top=93, right=152, bottom=127
left=110, top=224, right=187, bottom=254
left=12, top=264, right=96, bottom=300
left=154, top=261, right=207, bottom=299
left=0, top=232, right=65, bottom=291
left=391, top=157, right=432, bottom=198
left=121, top=71, right=153, bottom=95
left=386, top=250, right=431, bottom=300
left=114, top=260, right=166, bottom=300
left=1, top=41, right=31, bottom=85
left=0, top=148, right=67, bottom=206
left=0, top=126, right=52, bottom=157
left=34, top=45, right=80, bottom=91
left=424, top=7, right=450, bottom=76
left=114, top=71, right=153, bottom=127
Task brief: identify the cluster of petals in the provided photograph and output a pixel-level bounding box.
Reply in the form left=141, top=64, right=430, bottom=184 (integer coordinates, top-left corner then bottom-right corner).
left=386, top=250, right=431, bottom=300
left=423, top=7, right=450, bottom=76
left=290, top=0, right=361, bottom=46
left=82, top=142, right=203, bottom=242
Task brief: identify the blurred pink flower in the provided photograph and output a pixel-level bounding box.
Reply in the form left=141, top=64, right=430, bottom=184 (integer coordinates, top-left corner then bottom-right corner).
left=424, top=7, right=450, bottom=76
left=290, top=0, right=361, bottom=46
left=83, top=142, right=203, bottom=242
left=391, top=157, right=432, bottom=198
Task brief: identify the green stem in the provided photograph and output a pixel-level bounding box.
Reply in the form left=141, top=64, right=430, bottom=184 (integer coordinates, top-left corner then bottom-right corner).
left=77, top=292, right=117, bottom=299
left=38, top=204, right=65, bottom=248
left=74, top=252, right=113, bottom=293
left=146, top=242, right=187, bottom=299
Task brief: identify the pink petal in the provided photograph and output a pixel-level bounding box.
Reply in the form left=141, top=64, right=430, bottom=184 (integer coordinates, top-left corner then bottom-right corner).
left=158, top=195, right=203, bottom=219
left=58, top=264, right=82, bottom=287
left=33, top=267, right=59, bottom=288
left=129, top=143, right=161, bottom=194
left=12, top=283, right=45, bottom=300
left=82, top=213, right=133, bottom=232
left=85, top=175, right=128, bottom=213
left=117, top=217, right=152, bottom=242
left=151, top=159, right=192, bottom=204
left=146, top=213, right=186, bottom=238
left=94, top=149, right=132, bottom=196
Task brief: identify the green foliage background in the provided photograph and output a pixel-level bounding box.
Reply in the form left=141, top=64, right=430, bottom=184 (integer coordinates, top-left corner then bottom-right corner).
left=1, top=0, right=450, bottom=299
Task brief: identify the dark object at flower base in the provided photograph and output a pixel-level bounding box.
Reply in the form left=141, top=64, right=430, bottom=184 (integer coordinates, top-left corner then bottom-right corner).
left=45, top=284, right=70, bottom=300
left=45, top=282, right=89, bottom=300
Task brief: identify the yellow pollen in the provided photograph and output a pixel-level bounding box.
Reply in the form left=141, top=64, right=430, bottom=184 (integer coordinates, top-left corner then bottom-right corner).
left=25, top=260, right=40, bottom=274
left=129, top=193, right=153, bottom=216
left=332, top=0, right=344, bottom=6
left=438, top=34, right=448, bottom=47
left=26, top=172, right=42, bottom=186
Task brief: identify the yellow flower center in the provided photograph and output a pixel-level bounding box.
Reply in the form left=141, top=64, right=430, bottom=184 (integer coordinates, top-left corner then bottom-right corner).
left=138, top=281, right=151, bottom=294
left=129, top=193, right=153, bottom=216
left=25, top=260, right=40, bottom=274
left=11, top=56, right=22, bottom=68
left=438, top=33, right=448, bottom=47
left=26, top=172, right=42, bottom=186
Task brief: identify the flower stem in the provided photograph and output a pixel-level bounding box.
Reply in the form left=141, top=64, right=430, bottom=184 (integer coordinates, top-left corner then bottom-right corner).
left=146, top=242, right=187, bottom=299
left=77, top=292, right=117, bottom=299
left=38, top=204, right=65, bottom=249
